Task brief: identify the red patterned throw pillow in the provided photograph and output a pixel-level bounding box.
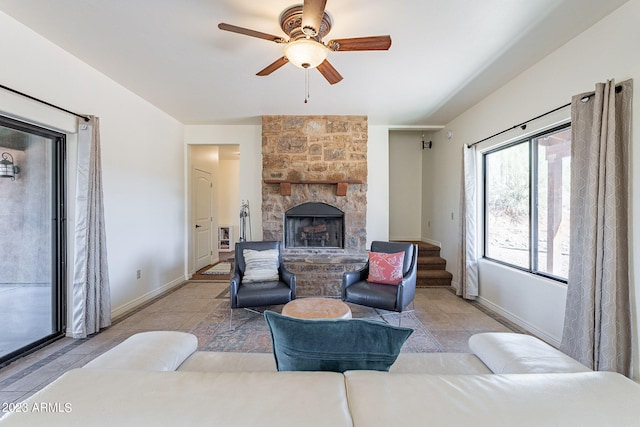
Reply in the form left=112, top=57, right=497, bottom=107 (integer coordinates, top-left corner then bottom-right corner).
left=367, top=251, right=405, bottom=285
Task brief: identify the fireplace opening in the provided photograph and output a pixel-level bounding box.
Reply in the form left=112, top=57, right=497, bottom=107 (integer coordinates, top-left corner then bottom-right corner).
left=285, top=202, right=344, bottom=249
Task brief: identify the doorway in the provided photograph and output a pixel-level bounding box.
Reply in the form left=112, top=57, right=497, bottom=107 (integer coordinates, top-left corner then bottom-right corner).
left=0, top=115, right=66, bottom=366
left=189, top=145, right=240, bottom=275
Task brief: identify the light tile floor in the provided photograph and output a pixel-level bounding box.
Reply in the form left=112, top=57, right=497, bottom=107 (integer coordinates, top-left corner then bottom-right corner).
left=0, top=281, right=524, bottom=409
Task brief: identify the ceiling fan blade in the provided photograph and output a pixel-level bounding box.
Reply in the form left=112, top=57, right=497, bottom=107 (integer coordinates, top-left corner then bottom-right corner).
left=328, top=35, right=392, bottom=51
left=317, top=60, right=343, bottom=85
left=301, top=0, right=327, bottom=36
left=218, top=23, right=285, bottom=43
left=257, top=57, right=289, bottom=76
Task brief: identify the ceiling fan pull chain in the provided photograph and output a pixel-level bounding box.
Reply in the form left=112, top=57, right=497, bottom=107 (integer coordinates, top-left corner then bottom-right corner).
left=304, top=68, right=310, bottom=103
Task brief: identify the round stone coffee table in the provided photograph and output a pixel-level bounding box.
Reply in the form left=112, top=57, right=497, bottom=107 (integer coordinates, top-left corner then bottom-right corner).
left=281, top=297, right=352, bottom=320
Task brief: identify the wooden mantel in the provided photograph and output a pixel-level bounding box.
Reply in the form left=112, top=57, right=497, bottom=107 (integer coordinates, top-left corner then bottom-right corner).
left=264, top=179, right=363, bottom=196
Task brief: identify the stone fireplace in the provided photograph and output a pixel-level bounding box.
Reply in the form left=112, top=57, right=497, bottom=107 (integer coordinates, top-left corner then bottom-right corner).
left=261, top=115, right=368, bottom=296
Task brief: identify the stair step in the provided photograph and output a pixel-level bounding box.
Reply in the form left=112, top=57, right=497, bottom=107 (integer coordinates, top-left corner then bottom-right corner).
left=416, top=270, right=453, bottom=287
left=392, top=241, right=452, bottom=287
left=417, top=256, right=446, bottom=270
left=393, top=241, right=441, bottom=257
left=418, top=248, right=441, bottom=259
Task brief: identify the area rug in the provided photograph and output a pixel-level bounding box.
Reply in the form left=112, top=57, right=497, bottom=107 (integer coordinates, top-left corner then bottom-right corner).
left=201, top=262, right=231, bottom=275
left=189, top=300, right=445, bottom=353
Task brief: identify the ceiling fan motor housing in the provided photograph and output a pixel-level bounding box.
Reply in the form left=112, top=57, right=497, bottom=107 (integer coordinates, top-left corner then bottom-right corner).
left=280, top=5, right=332, bottom=42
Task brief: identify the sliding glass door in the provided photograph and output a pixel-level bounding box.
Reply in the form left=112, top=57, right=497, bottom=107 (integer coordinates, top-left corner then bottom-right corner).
left=0, top=115, right=66, bottom=366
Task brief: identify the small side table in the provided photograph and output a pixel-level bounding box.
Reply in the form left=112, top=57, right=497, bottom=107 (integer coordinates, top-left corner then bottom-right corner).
left=281, top=297, right=352, bottom=320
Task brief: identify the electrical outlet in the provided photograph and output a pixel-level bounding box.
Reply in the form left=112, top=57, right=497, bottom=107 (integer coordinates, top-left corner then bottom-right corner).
left=136, top=269, right=141, bottom=279
left=451, top=212, right=454, bottom=220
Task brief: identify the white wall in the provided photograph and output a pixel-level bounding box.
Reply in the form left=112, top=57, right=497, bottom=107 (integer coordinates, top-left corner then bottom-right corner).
left=219, top=158, right=240, bottom=236
left=366, top=126, right=390, bottom=246
left=218, top=159, right=240, bottom=226
left=389, top=131, right=423, bottom=241
left=423, top=0, right=640, bottom=378
left=422, top=127, right=461, bottom=253
left=0, top=11, right=186, bottom=322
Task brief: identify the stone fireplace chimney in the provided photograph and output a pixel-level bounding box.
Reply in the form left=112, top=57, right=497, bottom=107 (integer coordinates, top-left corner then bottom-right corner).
left=261, top=115, right=368, bottom=296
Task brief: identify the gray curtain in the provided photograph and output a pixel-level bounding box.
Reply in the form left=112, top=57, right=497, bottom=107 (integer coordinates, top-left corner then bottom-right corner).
left=456, top=144, right=478, bottom=300
left=71, top=116, right=111, bottom=338
left=561, top=79, right=632, bottom=375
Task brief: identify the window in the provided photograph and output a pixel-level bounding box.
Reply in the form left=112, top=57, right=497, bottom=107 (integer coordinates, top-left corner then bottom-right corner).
left=484, top=124, right=571, bottom=281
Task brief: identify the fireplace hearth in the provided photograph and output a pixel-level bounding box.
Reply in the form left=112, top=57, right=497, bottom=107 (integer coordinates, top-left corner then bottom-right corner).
left=285, top=202, right=344, bottom=249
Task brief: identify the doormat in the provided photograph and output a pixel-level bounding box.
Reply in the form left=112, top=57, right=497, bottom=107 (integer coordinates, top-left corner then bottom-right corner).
left=202, top=262, right=231, bottom=275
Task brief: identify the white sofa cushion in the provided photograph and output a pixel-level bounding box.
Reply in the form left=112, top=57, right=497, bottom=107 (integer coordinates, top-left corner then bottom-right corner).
left=178, top=352, right=277, bottom=372
left=344, top=371, right=640, bottom=427
left=176, top=352, right=493, bottom=374
left=0, top=369, right=352, bottom=427
left=469, top=332, right=591, bottom=374
left=83, top=331, right=197, bottom=371
left=390, top=353, right=491, bottom=374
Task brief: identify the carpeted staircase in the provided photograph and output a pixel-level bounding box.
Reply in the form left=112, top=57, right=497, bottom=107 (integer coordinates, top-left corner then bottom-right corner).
left=410, top=241, right=453, bottom=287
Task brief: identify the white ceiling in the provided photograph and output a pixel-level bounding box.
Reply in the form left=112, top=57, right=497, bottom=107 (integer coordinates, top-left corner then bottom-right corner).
left=0, top=0, right=628, bottom=127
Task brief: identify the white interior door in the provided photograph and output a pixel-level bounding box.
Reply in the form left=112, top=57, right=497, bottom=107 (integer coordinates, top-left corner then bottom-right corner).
left=194, top=168, right=213, bottom=270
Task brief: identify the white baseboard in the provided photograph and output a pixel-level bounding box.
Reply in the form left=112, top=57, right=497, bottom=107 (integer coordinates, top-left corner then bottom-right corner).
left=476, top=296, right=562, bottom=348
left=389, top=235, right=422, bottom=242
left=111, top=275, right=187, bottom=320
left=388, top=236, right=442, bottom=247
left=422, top=238, right=442, bottom=247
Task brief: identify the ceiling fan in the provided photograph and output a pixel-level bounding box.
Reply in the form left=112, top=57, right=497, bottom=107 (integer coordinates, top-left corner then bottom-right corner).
left=218, top=0, right=392, bottom=85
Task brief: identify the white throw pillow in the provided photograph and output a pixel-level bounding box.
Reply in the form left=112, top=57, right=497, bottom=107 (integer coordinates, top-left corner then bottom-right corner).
left=242, top=248, right=280, bottom=282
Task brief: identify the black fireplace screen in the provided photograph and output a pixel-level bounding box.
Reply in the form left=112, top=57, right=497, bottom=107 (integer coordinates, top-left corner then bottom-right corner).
left=284, top=202, right=344, bottom=248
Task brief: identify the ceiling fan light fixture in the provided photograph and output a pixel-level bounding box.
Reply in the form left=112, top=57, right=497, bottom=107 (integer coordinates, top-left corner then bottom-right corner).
left=284, top=39, right=328, bottom=69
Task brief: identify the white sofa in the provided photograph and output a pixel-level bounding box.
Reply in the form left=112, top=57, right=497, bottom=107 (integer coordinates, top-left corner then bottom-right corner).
left=1, top=331, right=639, bottom=426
